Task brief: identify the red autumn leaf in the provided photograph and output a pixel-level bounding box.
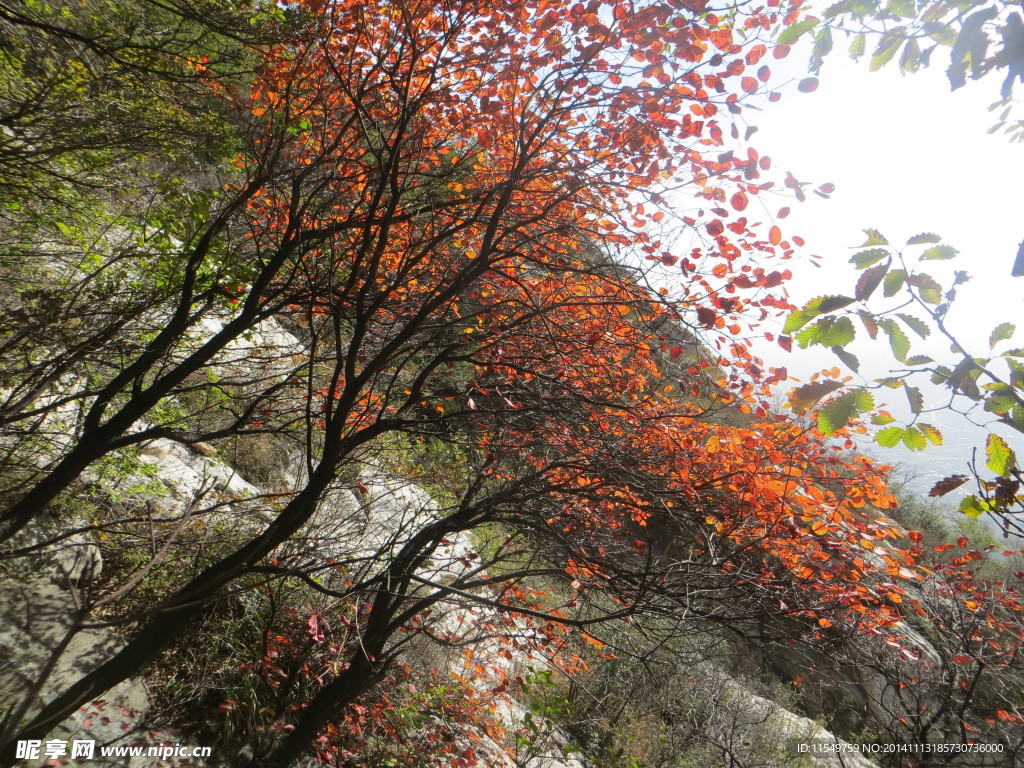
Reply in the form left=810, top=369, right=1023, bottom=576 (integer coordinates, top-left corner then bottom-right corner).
left=696, top=307, right=717, bottom=328
left=797, top=77, right=819, bottom=92
left=928, top=474, right=970, bottom=497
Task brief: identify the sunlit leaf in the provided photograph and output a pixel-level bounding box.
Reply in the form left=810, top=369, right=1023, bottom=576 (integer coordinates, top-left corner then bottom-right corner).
left=882, top=268, right=907, bottom=297
left=919, top=423, right=943, bottom=445
left=990, top=322, right=1016, bottom=349
left=779, top=18, right=821, bottom=44
left=901, top=426, right=927, bottom=451
left=879, top=318, right=910, bottom=362
left=819, top=389, right=874, bottom=436
left=850, top=248, right=888, bottom=268
left=920, top=244, right=958, bottom=260
left=870, top=32, right=905, bottom=71
left=876, top=426, right=905, bottom=447
left=796, top=316, right=856, bottom=349
left=986, top=433, right=1017, bottom=475
left=859, top=228, right=888, bottom=246
left=959, top=495, right=987, bottom=519
left=906, top=232, right=941, bottom=245
left=849, top=32, right=866, bottom=58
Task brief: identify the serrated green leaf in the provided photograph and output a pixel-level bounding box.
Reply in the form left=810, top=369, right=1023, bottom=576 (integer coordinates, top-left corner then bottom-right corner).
left=919, top=423, right=943, bottom=445
left=883, top=269, right=907, bottom=297
left=818, top=389, right=874, bottom=437
left=984, top=393, right=1017, bottom=415
left=959, top=495, right=986, bottom=518
left=816, top=295, right=857, bottom=313
left=796, top=316, right=856, bottom=349
left=906, top=232, right=941, bottom=245
left=779, top=18, right=820, bottom=45
left=920, top=244, right=958, bottom=260
left=986, top=433, right=1016, bottom=475
left=896, top=313, right=930, bottom=339
left=899, top=37, right=922, bottom=72
left=850, top=248, right=889, bottom=268
left=809, top=27, right=834, bottom=72
left=907, top=272, right=943, bottom=304
left=860, top=229, right=889, bottom=247
left=783, top=309, right=818, bottom=334
left=904, top=355, right=934, bottom=365
left=879, top=318, right=910, bottom=362
left=901, top=426, right=927, bottom=451
left=904, top=383, right=924, bottom=414
left=872, top=412, right=896, bottom=425
left=832, top=346, right=860, bottom=372
left=783, top=295, right=856, bottom=334
left=876, top=426, right=905, bottom=447
left=990, top=322, right=1016, bottom=349
left=887, top=0, right=914, bottom=18
left=870, top=31, right=905, bottom=71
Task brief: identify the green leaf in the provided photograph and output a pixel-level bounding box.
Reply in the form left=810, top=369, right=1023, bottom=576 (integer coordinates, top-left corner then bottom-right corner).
left=919, top=423, right=943, bottom=445
left=899, top=37, right=922, bottom=72
left=870, top=31, right=905, bottom=71
left=859, top=228, right=889, bottom=247
left=850, top=247, right=889, bottom=268
left=872, top=412, right=896, bottom=425
left=896, top=313, right=930, bottom=339
left=882, top=269, right=907, bottom=297
left=879, top=318, right=911, bottom=362
left=810, top=27, right=834, bottom=72
left=990, top=322, right=1016, bottom=349
left=907, top=272, right=943, bottom=304
left=819, top=389, right=874, bottom=436
left=920, top=244, right=958, bottom=260
left=849, top=32, right=866, bottom=59
left=986, top=433, right=1017, bottom=475
left=783, top=309, right=816, bottom=335
left=959, top=495, right=987, bottom=518
left=779, top=18, right=821, bottom=45
left=901, top=426, right=927, bottom=451
left=856, top=261, right=889, bottom=300
left=832, top=346, right=860, bottom=373
left=876, top=426, right=905, bottom=447
left=783, top=295, right=856, bottom=334
left=796, top=316, right=856, bottom=349
left=904, top=354, right=934, bottom=365
left=904, top=383, right=924, bottom=414
left=816, top=295, right=858, bottom=313
left=906, top=232, right=941, bottom=246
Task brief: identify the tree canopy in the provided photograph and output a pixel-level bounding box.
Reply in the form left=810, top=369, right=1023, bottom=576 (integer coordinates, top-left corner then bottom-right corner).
left=0, top=0, right=1022, bottom=766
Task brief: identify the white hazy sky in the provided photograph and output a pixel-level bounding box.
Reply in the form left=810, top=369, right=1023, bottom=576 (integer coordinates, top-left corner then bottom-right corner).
left=738, top=42, right=1024, bottom=496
